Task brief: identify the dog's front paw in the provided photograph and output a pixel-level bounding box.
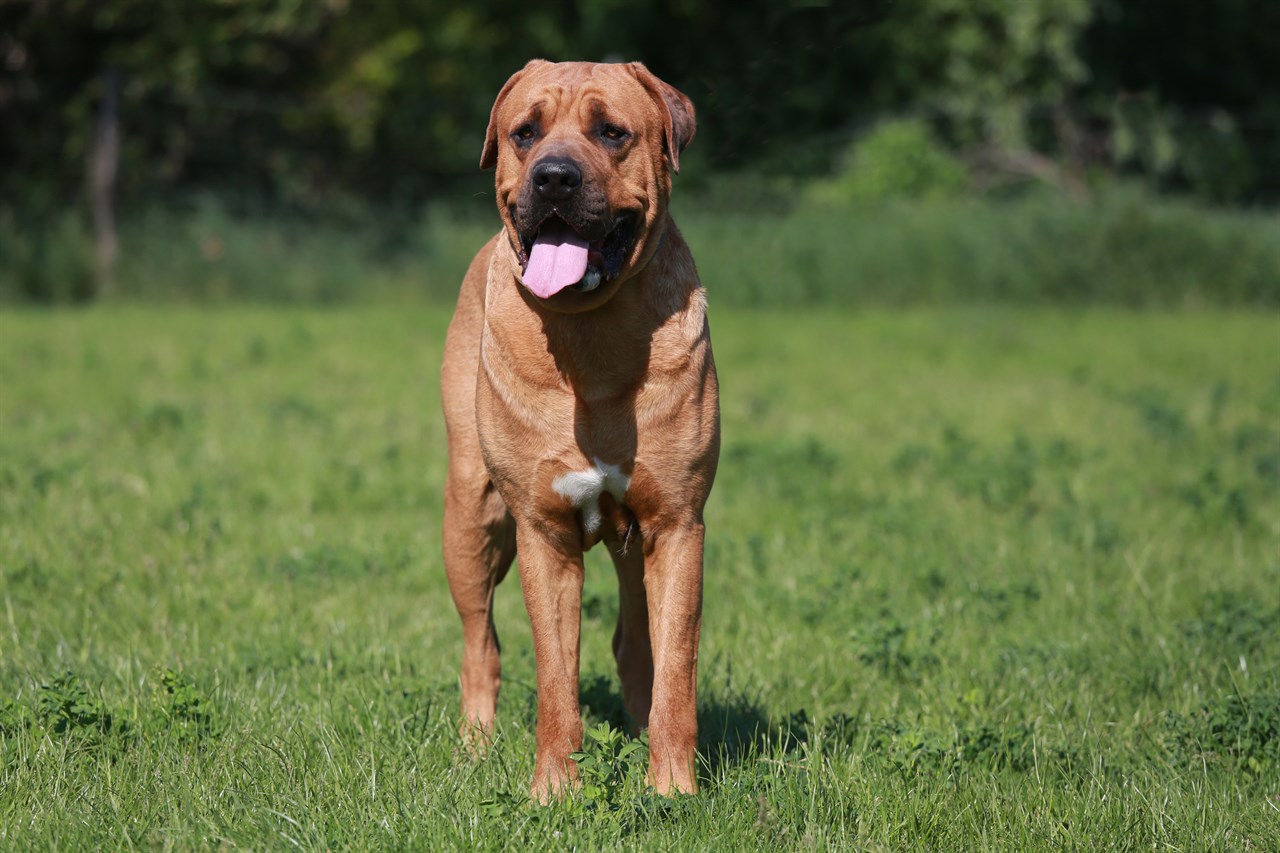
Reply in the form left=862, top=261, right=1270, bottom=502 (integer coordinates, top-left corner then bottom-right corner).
left=529, top=756, right=580, bottom=804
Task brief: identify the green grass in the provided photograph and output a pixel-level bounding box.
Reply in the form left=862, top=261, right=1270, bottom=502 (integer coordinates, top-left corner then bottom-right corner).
left=1, top=305, right=1278, bottom=849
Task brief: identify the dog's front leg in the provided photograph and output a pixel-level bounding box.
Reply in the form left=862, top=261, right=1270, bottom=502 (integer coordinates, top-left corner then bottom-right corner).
left=644, top=519, right=705, bottom=795
left=516, top=524, right=586, bottom=802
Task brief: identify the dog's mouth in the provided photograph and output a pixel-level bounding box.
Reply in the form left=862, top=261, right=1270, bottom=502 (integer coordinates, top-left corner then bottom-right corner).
left=516, top=212, right=635, bottom=299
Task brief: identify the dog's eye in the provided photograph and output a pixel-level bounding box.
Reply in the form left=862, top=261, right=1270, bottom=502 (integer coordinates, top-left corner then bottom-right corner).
left=512, top=124, right=538, bottom=144
left=599, top=124, right=630, bottom=144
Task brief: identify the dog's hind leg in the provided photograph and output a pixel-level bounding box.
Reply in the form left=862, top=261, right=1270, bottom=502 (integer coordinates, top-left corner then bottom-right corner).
left=443, top=473, right=516, bottom=745
left=607, top=533, right=654, bottom=733
left=643, top=520, right=705, bottom=795
left=515, top=526, right=586, bottom=802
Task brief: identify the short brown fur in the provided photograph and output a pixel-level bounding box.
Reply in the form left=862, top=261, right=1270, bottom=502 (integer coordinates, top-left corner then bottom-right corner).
left=440, top=60, right=719, bottom=799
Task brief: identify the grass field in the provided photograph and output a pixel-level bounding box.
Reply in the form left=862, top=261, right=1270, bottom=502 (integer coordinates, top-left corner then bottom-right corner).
left=1, top=305, right=1278, bottom=849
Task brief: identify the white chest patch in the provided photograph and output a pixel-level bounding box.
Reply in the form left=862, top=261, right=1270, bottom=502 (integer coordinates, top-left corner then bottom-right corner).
left=551, top=459, right=630, bottom=537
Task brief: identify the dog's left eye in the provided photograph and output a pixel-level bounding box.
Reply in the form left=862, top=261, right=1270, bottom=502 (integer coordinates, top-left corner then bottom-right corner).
left=599, top=124, right=630, bottom=143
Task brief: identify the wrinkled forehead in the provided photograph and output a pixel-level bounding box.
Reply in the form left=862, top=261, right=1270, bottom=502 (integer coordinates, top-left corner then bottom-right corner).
left=503, top=63, right=655, bottom=125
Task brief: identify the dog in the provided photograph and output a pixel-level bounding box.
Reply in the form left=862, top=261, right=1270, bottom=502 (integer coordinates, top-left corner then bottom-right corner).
left=440, top=59, right=719, bottom=800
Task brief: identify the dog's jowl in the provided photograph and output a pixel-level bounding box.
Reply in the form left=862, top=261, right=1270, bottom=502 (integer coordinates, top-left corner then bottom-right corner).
left=440, top=60, right=719, bottom=800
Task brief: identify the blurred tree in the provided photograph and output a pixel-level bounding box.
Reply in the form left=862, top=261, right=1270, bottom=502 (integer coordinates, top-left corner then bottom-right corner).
left=1, top=0, right=341, bottom=204
left=1, top=0, right=1276, bottom=210
left=1082, top=0, right=1280, bottom=201
left=0, top=0, right=890, bottom=206
left=861, top=0, right=1093, bottom=197
left=887, top=0, right=1092, bottom=148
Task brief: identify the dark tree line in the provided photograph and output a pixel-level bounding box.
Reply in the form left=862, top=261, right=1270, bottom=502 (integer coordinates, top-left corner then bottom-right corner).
left=2, top=0, right=1278, bottom=212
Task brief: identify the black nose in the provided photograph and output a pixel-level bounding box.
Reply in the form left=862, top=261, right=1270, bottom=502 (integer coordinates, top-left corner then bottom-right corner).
left=532, top=158, right=582, bottom=203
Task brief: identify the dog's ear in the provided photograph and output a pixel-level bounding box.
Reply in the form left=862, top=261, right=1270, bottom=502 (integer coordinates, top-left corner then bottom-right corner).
left=629, top=62, right=696, bottom=174
left=481, top=60, right=548, bottom=170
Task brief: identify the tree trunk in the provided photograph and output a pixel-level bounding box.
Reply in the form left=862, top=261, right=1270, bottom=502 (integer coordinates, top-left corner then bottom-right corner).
left=88, top=68, right=120, bottom=296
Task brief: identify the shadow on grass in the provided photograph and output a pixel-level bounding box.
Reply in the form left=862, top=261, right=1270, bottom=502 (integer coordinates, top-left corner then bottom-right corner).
left=579, top=674, right=631, bottom=732
left=698, top=685, right=810, bottom=777
left=579, top=670, right=809, bottom=781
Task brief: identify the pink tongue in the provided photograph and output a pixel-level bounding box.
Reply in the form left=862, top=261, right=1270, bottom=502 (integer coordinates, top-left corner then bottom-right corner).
left=522, top=220, right=589, bottom=298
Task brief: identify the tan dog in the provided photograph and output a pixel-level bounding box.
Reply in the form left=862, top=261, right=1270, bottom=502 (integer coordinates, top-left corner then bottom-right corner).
left=440, top=60, right=719, bottom=800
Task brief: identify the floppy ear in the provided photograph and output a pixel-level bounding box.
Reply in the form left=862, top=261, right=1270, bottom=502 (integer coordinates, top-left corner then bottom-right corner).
left=480, top=60, right=548, bottom=170
left=628, top=62, right=696, bottom=174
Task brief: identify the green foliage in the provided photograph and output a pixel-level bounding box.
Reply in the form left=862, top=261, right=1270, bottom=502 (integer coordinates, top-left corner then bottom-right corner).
left=899, top=428, right=1046, bottom=512
left=570, top=723, right=647, bottom=809
left=868, top=718, right=1042, bottom=775
left=0, top=700, right=34, bottom=736
left=889, top=0, right=1092, bottom=149
left=809, top=118, right=968, bottom=204
left=326, top=30, right=425, bottom=151
left=476, top=724, right=653, bottom=833
left=1085, top=1, right=1280, bottom=202
left=1180, top=592, right=1280, bottom=661
left=1162, top=693, right=1280, bottom=775
left=4, top=190, right=1278, bottom=307
left=852, top=611, right=941, bottom=679
left=0, top=209, right=96, bottom=303
left=38, top=673, right=116, bottom=736
left=684, top=188, right=1280, bottom=308
left=3, top=0, right=1278, bottom=210
left=1109, top=98, right=1269, bottom=205
left=153, top=669, right=219, bottom=741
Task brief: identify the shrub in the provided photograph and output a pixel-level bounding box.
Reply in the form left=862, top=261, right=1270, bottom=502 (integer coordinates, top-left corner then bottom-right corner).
left=809, top=118, right=968, bottom=205
left=0, top=209, right=96, bottom=303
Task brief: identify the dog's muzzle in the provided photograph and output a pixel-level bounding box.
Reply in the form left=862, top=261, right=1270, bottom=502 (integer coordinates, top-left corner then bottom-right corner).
left=517, top=210, right=635, bottom=299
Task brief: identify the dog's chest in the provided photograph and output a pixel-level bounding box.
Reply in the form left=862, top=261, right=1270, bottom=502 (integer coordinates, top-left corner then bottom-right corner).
left=551, top=458, right=630, bottom=539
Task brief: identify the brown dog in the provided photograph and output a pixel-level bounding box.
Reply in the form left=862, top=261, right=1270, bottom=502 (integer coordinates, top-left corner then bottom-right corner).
left=440, top=60, right=719, bottom=800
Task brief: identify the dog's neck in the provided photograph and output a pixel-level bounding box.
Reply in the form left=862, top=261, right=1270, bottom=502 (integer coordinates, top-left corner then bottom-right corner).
left=487, top=214, right=705, bottom=403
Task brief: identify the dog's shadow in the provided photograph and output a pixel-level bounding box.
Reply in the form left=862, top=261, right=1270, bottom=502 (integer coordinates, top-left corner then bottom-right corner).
left=579, top=671, right=807, bottom=779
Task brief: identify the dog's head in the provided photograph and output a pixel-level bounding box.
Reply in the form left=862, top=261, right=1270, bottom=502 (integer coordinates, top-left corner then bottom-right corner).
left=481, top=60, right=695, bottom=311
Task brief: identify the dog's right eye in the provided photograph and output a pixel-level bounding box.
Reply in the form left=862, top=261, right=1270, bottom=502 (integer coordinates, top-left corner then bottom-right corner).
left=512, top=124, right=538, bottom=145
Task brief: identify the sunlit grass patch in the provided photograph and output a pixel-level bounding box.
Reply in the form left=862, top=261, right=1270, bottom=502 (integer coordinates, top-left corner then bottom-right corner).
left=1, top=305, right=1277, bottom=848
